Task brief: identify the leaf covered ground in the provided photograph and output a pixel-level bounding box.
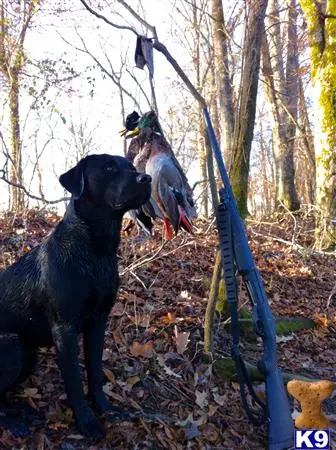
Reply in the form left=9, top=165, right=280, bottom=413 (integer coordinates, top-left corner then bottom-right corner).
left=0, top=209, right=335, bottom=450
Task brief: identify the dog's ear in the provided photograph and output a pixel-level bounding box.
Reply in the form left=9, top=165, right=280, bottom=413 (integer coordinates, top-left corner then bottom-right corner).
left=59, top=161, right=85, bottom=199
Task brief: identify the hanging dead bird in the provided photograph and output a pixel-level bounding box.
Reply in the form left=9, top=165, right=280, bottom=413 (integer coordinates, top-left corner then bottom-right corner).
left=122, top=111, right=197, bottom=239
left=122, top=127, right=156, bottom=235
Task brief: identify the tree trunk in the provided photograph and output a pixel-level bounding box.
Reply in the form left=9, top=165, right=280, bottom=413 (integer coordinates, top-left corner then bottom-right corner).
left=9, top=67, right=24, bottom=211
left=265, top=0, right=300, bottom=211
left=231, top=0, right=269, bottom=218
left=211, top=0, right=235, bottom=164
left=283, top=0, right=300, bottom=210
left=300, top=0, right=336, bottom=249
left=192, top=0, right=208, bottom=217
left=298, top=76, right=316, bottom=204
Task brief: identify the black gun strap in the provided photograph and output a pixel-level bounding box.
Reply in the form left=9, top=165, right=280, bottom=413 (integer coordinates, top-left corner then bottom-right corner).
left=216, top=200, right=266, bottom=425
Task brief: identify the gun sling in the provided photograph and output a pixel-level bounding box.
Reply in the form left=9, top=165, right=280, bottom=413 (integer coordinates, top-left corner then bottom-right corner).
left=216, top=196, right=266, bottom=425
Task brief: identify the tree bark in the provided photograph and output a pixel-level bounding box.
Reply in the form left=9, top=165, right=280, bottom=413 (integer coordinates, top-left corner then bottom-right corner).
left=283, top=0, right=300, bottom=210
left=9, top=67, right=24, bottom=210
left=300, top=0, right=336, bottom=249
left=264, top=0, right=300, bottom=211
left=298, top=76, right=315, bottom=204
left=231, top=0, right=269, bottom=218
left=211, top=0, right=235, bottom=164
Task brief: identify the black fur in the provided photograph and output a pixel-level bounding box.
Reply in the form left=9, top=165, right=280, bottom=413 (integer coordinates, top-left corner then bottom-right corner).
left=0, top=154, right=151, bottom=440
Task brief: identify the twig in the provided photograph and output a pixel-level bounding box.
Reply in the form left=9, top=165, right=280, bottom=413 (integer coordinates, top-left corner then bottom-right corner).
left=121, top=240, right=195, bottom=275
left=222, top=299, right=249, bottom=325
left=79, top=0, right=138, bottom=35
left=278, top=199, right=298, bottom=246
left=130, top=270, right=148, bottom=289
left=0, top=174, right=69, bottom=205
left=249, top=227, right=333, bottom=255
left=249, top=227, right=304, bottom=250
left=117, top=0, right=157, bottom=38
left=327, top=281, right=336, bottom=310
left=79, top=0, right=207, bottom=108
left=205, top=216, right=216, bottom=234
left=121, top=241, right=167, bottom=275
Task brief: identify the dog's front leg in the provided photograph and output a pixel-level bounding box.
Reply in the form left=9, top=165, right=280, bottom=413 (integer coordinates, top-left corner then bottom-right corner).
left=52, top=324, right=105, bottom=440
left=83, top=313, right=113, bottom=414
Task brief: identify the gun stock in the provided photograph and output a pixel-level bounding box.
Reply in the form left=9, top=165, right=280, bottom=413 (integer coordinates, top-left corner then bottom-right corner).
left=203, top=108, right=294, bottom=450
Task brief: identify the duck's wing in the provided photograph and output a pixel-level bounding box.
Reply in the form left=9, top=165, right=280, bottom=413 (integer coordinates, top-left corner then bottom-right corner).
left=147, top=153, right=195, bottom=234
left=149, top=135, right=197, bottom=218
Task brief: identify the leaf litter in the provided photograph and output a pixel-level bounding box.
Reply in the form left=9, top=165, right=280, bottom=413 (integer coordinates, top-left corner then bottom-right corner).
left=0, top=209, right=335, bottom=449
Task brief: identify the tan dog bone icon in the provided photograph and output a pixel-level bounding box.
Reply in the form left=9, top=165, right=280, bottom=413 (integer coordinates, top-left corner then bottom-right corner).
left=287, top=379, right=335, bottom=429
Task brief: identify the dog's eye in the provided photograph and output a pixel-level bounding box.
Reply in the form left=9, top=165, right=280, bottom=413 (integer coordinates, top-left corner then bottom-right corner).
left=105, top=166, right=118, bottom=172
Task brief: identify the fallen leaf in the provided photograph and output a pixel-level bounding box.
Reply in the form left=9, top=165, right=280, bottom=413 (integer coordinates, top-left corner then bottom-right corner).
left=161, top=312, right=176, bottom=324
left=103, top=383, right=124, bottom=402
left=126, top=375, right=140, bottom=388
left=213, top=392, right=226, bottom=406
left=185, top=423, right=200, bottom=440
left=103, top=368, right=116, bottom=383
left=315, top=314, right=329, bottom=327
left=111, top=302, right=125, bottom=316
left=208, top=404, right=219, bottom=416
left=195, top=390, right=208, bottom=409
left=153, top=287, right=164, bottom=297
left=174, top=326, right=190, bottom=355
left=130, top=341, right=154, bottom=358
left=199, top=423, right=219, bottom=443
left=23, top=387, right=41, bottom=399
left=157, top=354, right=182, bottom=378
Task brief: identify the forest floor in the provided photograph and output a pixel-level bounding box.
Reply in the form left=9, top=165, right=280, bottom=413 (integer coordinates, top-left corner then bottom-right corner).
left=0, top=209, right=335, bottom=450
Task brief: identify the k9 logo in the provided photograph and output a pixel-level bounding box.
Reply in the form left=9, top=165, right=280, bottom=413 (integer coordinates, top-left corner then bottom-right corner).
left=295, top=429, right=330, bottom=449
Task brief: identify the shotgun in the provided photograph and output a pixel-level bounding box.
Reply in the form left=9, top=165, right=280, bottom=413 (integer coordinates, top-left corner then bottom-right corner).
left=203, top=108, right=294, bottom=450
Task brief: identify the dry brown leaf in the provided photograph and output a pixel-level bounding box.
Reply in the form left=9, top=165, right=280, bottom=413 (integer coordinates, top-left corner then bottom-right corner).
left=111, top=302, right=125, bottom=316
left=199, top=423, right=219, bottom=443
left=103, top=368, right=116, bottom=383
left=208, top=404, right=219, bottom=416
left=213, top=392, right=226, bottom=406
left=157, top=354, right=182, bottom=378
left=126, top=375, right=140, bottom=387
left=130, top=341, right=154, bottom=358
left=103, top=383, right=124, bottom=402
left=23, top=387, right=41, bottom=399
left=174, top=326, right=190, bottom=355
left=161, top=312, right=176, bottom=324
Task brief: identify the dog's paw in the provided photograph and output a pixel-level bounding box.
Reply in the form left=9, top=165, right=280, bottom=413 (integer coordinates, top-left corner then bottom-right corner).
left=76, top=408, right=105, bottom=441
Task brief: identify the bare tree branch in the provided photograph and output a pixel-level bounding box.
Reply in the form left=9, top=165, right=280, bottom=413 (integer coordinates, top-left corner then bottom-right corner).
left=0, top=173, right=69, bottom=204
left=58, top=30, right=142, bottom=111
left=79, top=0, right=207, bottom=108
left=117, top=0, right=157, bottom=38
left=79, top=0, right=138, bottom=35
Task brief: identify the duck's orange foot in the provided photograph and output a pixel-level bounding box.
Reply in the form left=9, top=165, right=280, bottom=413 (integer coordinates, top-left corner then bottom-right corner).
left=177, top=205, right=193, bottom=234
left=164, top=218, right=173, bottom=240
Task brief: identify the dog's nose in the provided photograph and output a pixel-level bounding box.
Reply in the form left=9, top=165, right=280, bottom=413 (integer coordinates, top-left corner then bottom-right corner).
left=136, top=173, right=151, bottom=183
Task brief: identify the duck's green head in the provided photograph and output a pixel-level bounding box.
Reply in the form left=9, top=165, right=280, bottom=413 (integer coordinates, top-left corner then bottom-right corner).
left=123, top=110, right=161, bottom=139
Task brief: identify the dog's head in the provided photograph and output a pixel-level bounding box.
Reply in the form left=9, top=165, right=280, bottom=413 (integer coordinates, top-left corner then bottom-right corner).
left=59, top=154, right=151, bottom=213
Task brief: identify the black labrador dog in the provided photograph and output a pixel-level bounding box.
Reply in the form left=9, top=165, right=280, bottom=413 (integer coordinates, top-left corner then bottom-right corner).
left=0, top=154, right=151, bottom=440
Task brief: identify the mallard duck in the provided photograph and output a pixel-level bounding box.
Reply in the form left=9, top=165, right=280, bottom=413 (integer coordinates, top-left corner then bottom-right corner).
left=119, top=111, right=140, bottom=137
left=122, top=111, right=197, bottom=239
